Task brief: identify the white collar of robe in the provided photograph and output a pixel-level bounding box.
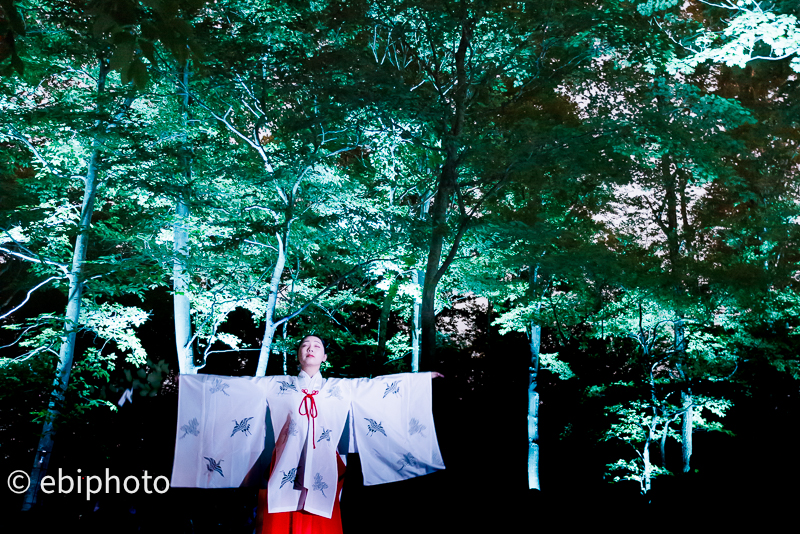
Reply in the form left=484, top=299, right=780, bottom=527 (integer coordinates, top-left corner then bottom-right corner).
left=298, top=370, right=325, bottom=390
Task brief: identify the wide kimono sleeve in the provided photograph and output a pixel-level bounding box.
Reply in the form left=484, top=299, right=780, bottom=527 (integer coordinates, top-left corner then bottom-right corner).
left=348, top=372, right=445, bottom=486
left=170, top=374, right=272, bottom=488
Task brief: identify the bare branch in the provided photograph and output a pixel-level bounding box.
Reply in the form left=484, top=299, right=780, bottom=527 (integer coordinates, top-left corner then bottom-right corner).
left=8, top=345, right=59, bottom=363
left=274, top=257, right=395, bottom=328
left=204, top=348, right=261, bottom=356
left=244, top=239, right=278, bottom=252
left=0, top=276, right=66, bottom=321
left=312, top=301, right=351, bottom=332
left=3, top=126, right=66, bottom=181
left=0, top=323, right=43, bottom=350
left=190, top=97, right=275, bottom=173
left=0, top=245, right=69, bottom=274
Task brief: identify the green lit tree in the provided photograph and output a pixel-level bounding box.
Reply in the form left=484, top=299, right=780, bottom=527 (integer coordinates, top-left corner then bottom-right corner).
left=0, top=0, right=205, bottom=510
left=348, top=0, right=617, bottom=369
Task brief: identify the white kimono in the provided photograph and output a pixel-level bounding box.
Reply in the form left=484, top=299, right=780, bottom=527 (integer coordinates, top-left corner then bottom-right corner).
left=171, top=371, right=445, bottom=518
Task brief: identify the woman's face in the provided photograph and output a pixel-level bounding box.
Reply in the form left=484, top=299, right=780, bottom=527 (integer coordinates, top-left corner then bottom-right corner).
left=297, top=335, right=327, bottom=374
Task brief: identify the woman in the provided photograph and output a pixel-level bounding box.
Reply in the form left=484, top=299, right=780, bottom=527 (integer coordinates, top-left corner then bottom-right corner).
left=171, top=335, right=445, bottom=534
left=255, top=335, right=344, bottom=534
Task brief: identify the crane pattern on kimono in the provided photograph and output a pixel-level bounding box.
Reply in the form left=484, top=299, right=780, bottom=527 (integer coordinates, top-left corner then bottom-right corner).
left=383, top=380, right=401, bottom=398
left=408, top=418, right=426, bottom=437
left=209, top=378, right=230, bottom=396
left=231, top=416, right=254, bottom=437
left=278, top=380, right=298, bottom=394
left=288, top=418, right=299, bottom=436
left=204, top=457, right=224, bottom=477
left=280, top=467, right=297, bottom=489
left=326, top=385, right=343, bottom=400
left=179, top=417, right=200, bottom=439
left=364, top=418, right=387, bottom=437
left=317, top=427, right=332, bottom=442
left=312, top=473, right=328, bottom=497
left=396, top=452, right=418, bottom=473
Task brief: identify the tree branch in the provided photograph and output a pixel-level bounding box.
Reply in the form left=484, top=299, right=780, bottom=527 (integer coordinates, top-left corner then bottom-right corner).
left=3, top=126, right=66, bottom=181
left=0, top=276, right=66, bottom=321
left=0, top=245, right=69, bottom=274
left=274, top=257, right=395, bottom=328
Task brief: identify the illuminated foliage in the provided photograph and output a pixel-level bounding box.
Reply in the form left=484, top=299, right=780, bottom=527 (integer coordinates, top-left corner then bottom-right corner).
left=1, top=0, right=799, bottom=511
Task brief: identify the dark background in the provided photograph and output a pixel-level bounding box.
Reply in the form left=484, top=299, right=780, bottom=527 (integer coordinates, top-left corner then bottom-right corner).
left=3, top=289, right=797, bottom=531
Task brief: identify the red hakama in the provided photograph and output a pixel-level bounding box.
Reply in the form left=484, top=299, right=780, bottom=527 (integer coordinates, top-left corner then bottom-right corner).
left=256, top=453, right=347, bottom=534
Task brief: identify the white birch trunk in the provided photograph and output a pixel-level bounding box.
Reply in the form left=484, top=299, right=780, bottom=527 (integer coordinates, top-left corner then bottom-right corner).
left=528, top=320, right=541, bottom=490
left=642, top=429, right=652, bottom=494
left=681, top=389, right=693, bottom=473
left=174, top=194, right=197, bottom=374
left=411, top=269, right=422, bottom=373
left=411, top=191, right=430, bottom=373
left=675, top=316, right=693, bottom=473
left=377, top=276, right=400, bottom=360
left=22, top=62, right=112, bottom=509
left=255, top=234, right=286, bottom=376
left=174, top=63, right=198, bottom=374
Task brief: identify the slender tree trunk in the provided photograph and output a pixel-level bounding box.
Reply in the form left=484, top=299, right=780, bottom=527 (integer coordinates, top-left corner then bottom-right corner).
left=281, top=262, right=298, bottom=375
left=662, top=147, right=694, bottom=474
left=674, top=301, right=692, bottom=472
left=255, top=234, right=286, bottom=376
left=411, top=270, right=422, bottom=373
left=258, top=319, right=279, bottom=377
left=528, top=319, right=541, bottom=490
left=419, top=22, right=470, bottom=364
left=680, top=387, right=693, bottom=473
left=377, top=275, right=400, bottom=359
left=410, top=193, right=429, bottom=373
left=420, top=145, right=458, bottom=363
left=174, top=63, right=198, bottom=374
left=642, top=429, right=653, bottom=495
left=22, top=148, right=100, bottom=510
left=527, top=269, right=542, bottom=490
left=22, top=59, right=111, bottom=511
left=173, top=193, right=196, bottom=373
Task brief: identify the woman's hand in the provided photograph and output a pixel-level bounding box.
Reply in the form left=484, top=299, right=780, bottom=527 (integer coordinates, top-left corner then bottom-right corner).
left=431, top=372, right=444, bottom=379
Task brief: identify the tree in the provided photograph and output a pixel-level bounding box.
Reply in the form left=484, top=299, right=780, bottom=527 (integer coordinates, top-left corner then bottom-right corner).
left=2, top=1, right=798, bottom=512
left=596, top=291, right=737, bottom=495
left=356, top=0, right=607, bottom=366
left=3, top=42, right=132, bottom=517
left=0, top=0, right=205, bottom=510
left=0, top=0, right=25, bottom=74
left=641, top=0, right=800, bottom=74
left=128, top=1, right=410, bottom=376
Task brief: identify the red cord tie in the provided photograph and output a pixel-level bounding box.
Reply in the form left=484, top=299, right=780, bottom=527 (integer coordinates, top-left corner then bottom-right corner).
left=299, top=389, right=319, bottom=449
